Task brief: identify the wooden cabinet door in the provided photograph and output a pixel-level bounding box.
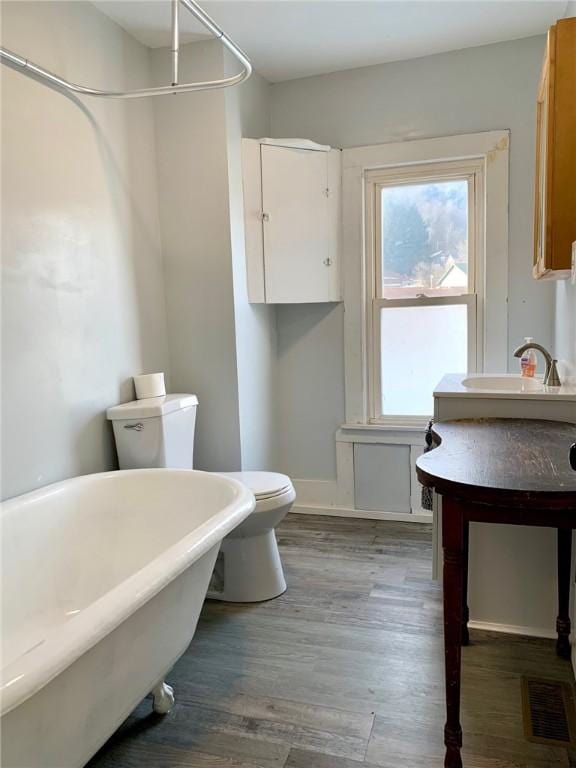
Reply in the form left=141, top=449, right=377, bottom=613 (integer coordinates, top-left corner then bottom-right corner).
left=261, top=144, right=333, bottom=302
left=533, top=48, right=551, bottom=278
left=533, top=18, right=576, bottom=279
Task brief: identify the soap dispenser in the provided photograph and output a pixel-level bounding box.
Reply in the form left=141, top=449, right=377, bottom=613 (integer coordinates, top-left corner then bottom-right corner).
left=519, top=337, right=537, bottom=378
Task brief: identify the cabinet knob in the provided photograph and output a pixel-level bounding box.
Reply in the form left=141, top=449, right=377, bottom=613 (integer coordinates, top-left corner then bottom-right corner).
left=261, top=212, right=270, bottom=222
left=323, top=258, right=332, bottom=267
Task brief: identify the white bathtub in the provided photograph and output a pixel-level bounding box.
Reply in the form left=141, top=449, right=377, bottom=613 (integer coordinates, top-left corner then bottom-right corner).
left=1, top=469, right=255, bottom=768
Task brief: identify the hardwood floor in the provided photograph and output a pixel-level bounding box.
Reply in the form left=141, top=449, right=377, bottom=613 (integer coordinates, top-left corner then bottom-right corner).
left=88, top=515, right=576, bottom=768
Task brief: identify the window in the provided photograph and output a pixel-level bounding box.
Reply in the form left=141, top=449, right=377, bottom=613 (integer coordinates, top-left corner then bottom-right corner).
left=342, top=131, right=509, bottom=429
left=365, top=159, right=484, bottom=421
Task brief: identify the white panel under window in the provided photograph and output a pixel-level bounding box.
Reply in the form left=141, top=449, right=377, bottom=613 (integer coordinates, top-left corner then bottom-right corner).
left=379, top=303, right=468, bottom=416
left=354, top=443, right=411, bottom=512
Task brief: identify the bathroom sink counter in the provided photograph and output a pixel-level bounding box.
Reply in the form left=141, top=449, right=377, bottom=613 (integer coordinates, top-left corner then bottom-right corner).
left=419, top=418, right=576, bottom=501
left=431, top=371, right=576, bottom=664
left=435, top=373, right=576, bottom=400
left=417, top=418, right=576, bottom=768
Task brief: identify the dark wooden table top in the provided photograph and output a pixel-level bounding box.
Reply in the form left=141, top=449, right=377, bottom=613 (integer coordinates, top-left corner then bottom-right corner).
left=416, top=419, right=576, bottom=507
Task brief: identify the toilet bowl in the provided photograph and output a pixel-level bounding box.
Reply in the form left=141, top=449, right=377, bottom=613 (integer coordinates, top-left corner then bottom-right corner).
left=207, top=472, right=295, bottom=602
left=106, top=395, right=295, bottom=603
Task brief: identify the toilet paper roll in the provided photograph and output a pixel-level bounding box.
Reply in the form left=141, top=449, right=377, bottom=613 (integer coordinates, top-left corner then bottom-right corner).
left=134, top=372, right=166, bottom=400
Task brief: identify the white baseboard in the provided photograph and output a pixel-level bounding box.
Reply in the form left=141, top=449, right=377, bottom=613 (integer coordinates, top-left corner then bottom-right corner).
left=292, top=504, right=433, bottom=524
left=291, top=463, right=433, bottom=524
left=468, top=619, right=557, bottom=640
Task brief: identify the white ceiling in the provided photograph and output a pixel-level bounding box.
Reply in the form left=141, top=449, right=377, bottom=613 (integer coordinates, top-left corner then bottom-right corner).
left=94, top=0, right=569, bottom=82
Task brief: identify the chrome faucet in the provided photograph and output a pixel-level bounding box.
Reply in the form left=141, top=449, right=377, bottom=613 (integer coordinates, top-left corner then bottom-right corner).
left=513, top=341, right=562, bottom=387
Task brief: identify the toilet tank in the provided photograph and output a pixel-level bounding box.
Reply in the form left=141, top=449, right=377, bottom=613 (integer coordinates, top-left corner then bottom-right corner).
left=106, top=394, right=198, bottom=470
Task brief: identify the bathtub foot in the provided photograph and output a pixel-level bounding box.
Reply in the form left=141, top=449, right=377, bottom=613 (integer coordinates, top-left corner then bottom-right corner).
left=151, top=681, right=175, bottom=714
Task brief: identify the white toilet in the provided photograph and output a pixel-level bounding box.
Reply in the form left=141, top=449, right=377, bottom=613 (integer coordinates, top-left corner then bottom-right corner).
left=106, top=394, right=295, bottom=602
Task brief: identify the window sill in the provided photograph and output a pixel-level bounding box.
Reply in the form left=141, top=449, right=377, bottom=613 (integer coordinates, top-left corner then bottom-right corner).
left=337, top=421, right=429, bottom=445
left=340, top=421, right=429, bottom=432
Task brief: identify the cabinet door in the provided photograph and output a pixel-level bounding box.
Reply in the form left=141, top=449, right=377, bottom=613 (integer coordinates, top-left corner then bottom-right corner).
left=533, top=19, right=576, bottom=279
left=533, top=33, right=552, bottom=278
left=261, top=145, right=332, bottom=302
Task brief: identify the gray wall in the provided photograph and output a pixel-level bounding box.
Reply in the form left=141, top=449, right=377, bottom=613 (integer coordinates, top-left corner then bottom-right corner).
left=554, top=282, right=576, bottom=383
left=152, top=42, right=242, bottom=471
left=225, top=60, right=277, bottom=471
left=1, top=1, right=169, bottom=499
left=275, top=304, right=344, bottom=479
left=270, top=35, right=555, bottom=481
left=152, top=41, right=275, bottom=472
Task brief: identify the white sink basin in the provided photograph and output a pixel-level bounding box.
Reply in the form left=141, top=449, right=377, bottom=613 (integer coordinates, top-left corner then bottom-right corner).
left=434, top=373, right=576, bottom=401
left=461, top=375, right=543, bottom=392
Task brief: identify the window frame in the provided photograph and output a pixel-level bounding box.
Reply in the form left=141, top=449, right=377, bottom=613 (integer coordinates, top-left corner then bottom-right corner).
left=341, top=131, right=510, bottom=429
left=365, top=160, right=484, bottom=423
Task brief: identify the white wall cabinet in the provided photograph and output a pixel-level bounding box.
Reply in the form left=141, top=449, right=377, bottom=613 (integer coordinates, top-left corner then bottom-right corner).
left=242, top=139, right=342, bottom=303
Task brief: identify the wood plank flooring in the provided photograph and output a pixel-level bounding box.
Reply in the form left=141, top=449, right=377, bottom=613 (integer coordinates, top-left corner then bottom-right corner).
left=88, top=514, right=576, bottom=768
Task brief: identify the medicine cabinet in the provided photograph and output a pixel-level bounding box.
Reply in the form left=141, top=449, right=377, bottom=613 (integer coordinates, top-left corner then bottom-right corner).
left=242, top=139, right=342, bottom=303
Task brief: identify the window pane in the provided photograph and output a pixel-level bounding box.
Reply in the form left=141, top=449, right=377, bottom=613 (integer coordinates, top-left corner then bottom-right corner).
left=380, top=304, right=468, bottom=416
left=381, top=180, right=469, bottom=298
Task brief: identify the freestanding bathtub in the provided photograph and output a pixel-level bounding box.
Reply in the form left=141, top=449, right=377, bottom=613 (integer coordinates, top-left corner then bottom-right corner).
left=1, top=469, right=255, bottom=768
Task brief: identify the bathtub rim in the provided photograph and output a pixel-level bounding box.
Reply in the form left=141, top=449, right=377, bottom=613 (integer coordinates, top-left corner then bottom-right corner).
left=0, top=468, right=255, bottom=716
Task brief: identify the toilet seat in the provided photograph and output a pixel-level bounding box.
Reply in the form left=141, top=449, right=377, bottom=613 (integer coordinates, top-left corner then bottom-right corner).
left=219, top=472, right=293, bottom=502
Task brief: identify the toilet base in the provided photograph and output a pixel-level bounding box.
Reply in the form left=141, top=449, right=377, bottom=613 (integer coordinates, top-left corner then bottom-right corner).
left=207, top=530, right=287, bottom=602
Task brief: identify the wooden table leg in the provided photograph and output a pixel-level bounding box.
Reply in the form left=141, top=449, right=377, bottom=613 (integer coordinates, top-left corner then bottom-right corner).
left=462, top=520, right=469, bottom=647
left=556, top=528, right=572, bottom=660
left=442, top=498, right=465, bottom=768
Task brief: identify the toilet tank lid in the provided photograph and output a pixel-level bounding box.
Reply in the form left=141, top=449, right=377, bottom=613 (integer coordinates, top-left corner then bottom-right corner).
left=107, top=393, right=198, bottom=421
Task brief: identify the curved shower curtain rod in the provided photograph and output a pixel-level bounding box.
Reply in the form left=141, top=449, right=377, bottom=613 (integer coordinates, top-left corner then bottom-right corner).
left=0, top=0, right=252, bottom=99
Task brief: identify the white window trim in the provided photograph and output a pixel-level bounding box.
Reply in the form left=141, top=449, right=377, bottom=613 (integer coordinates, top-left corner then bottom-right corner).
left=342, top=130, right=509, bottom=426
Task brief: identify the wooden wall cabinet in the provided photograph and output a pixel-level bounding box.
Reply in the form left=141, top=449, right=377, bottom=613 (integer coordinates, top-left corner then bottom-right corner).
left=533, top=17, right=576, bottom=280
left=242, top=139, right=342, bottom=303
